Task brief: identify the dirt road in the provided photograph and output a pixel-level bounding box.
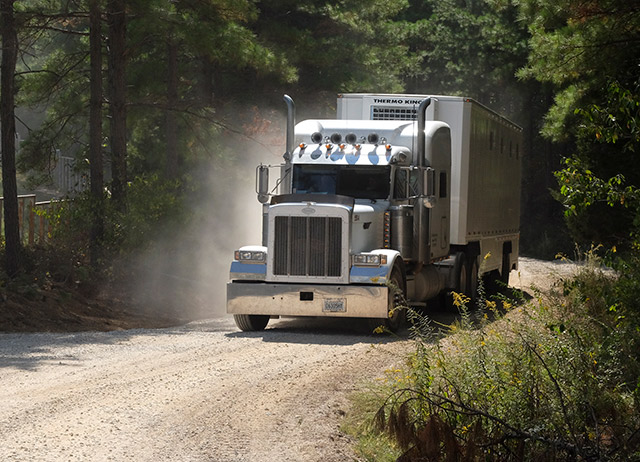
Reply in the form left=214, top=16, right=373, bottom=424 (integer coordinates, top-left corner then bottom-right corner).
left=0, top=257, right=576, bottom=461
left=0, top=317, right=413, bottom=462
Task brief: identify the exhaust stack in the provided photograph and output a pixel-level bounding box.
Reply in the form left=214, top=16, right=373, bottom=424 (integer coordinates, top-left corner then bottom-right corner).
left=416, top=97, right=431, bottom=167
left=283, top=94, right=295, bottom=163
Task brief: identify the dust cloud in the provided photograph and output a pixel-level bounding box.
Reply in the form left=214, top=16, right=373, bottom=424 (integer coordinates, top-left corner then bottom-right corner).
left=128, top=108, right=287, bottom=322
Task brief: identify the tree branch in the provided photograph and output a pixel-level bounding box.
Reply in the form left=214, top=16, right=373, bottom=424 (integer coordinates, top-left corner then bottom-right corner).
left=128, top=100, right=282, bottom=154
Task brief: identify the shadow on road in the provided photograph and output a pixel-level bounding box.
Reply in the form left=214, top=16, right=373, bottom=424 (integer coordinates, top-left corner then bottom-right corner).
left=225, top=316, right=407, bottom=346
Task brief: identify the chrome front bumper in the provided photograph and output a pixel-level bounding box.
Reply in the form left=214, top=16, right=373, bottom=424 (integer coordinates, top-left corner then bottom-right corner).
left=227, top=281, right=389, bottom=319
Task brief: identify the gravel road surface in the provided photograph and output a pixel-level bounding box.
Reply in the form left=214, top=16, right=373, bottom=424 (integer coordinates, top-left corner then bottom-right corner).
left=1, top=317, right=412, bottom=462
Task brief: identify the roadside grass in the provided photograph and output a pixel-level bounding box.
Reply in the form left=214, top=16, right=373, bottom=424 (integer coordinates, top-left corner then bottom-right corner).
left=341, top=377, right=403, bottom=461
left=345, top=254, right=640, bottom=461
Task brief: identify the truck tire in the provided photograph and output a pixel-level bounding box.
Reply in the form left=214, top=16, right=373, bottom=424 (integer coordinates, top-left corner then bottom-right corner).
left=443, top=252, right=468, bottom=312
left=456, top=252, right=468, bottom=296
left=466, top=256, right=479, bottom=304
left=233, top=314, right=270, bottom=332
left=369, top=266, right=406, bottom=333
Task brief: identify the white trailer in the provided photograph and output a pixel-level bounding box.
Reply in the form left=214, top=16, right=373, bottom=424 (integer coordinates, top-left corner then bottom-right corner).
left=227, top=94, right=522, bottom=332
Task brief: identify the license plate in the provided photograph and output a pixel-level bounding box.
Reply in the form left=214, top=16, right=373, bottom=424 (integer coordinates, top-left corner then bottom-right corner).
left=323, top=299, right=346, bottom=313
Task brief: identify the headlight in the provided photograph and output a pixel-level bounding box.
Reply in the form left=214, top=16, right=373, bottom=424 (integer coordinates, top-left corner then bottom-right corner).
left=352, top=253, right=387, bottom=267
left=235, top=250, right=266, bottom=263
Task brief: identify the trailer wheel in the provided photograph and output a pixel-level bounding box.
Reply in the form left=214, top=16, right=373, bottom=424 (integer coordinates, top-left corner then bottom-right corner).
left=233, top=314, right=270, bottom=332
left=369, top=266, right=406, bottom=333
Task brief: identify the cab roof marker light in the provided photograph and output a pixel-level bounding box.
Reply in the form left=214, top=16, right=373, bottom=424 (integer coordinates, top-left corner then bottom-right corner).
left=339, top=143, right=346, bottom=150
left=385, top=144, right=392, bottom=151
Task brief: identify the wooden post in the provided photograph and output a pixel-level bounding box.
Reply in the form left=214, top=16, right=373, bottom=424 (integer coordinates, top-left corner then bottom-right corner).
left=39, top=212, right=45, bottom=244
left=28, top=197, right=35, bottom=245
left=17, top=196, right=23, bottom=241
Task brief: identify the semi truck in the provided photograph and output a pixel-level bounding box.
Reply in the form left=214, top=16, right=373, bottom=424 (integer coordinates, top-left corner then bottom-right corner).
left=227, top=93, right=522, bottom=332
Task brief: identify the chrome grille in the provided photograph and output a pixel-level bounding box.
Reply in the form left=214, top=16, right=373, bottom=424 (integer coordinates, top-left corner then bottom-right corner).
left=273, top=216, right=342, bottom=277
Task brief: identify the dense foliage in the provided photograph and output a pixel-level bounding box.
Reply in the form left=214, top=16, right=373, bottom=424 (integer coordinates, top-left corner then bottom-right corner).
left=370, top=257, right=640, bottom=461
left=519, top=0, right=640, bottom=251
left=2, top=0, right=420, bottom=278
left=13, top=0, right=415, bottom=182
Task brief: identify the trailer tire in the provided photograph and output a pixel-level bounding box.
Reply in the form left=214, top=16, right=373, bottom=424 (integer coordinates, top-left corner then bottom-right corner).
left=369, top=266, right=406, bottom=334
left=233, top=314, right=270, bottom=332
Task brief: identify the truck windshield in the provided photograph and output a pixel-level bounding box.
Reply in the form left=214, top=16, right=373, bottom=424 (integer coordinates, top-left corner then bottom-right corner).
left=292, top=165, right=390, bottom=200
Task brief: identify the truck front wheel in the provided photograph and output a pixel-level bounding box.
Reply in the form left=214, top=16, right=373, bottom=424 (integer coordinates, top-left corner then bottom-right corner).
left=233, top=314, right=270, bottom=332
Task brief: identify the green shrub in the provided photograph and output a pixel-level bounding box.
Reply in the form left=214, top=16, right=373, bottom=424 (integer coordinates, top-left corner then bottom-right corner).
left=11, top=174, right=188, bottom=286
left=373, top=255, right=640, bottom=461
left=103, top=174, right=187, bottom=253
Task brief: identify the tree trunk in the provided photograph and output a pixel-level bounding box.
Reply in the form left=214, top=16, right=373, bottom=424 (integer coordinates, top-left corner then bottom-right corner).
left=165, top=38, right=178, bottom=179
left=107, top=0, right=127, bottom=210
left=1, top=0, right=21, bottom=277
left=89, top=0, right=104, bottom=265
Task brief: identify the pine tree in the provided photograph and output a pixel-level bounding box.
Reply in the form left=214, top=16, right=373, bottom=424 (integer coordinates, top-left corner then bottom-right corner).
left=89, top=0, right=104, bottom=264
left=1, top=0, right=21, bottom=277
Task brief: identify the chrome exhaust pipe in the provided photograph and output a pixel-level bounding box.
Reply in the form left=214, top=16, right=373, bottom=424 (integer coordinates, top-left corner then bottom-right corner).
left=416, top=97, right=431, bottom=167
left=283, top=94, right=295, bottom=163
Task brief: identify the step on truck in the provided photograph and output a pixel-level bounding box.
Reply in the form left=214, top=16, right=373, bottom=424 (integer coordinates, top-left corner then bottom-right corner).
left=227, top=93, right=522, bottom=332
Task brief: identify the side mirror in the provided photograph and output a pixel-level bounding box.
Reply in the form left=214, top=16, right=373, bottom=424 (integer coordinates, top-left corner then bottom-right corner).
left=256, top=164, right=270, bottom=204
